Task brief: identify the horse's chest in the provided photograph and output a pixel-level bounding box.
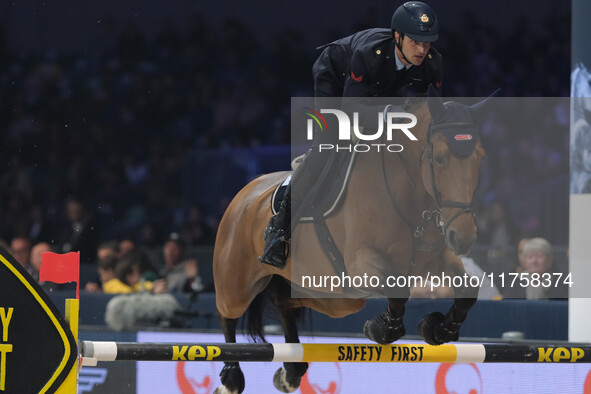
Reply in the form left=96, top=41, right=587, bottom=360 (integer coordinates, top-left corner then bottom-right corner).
left=411, top=251, right=446, bottom=276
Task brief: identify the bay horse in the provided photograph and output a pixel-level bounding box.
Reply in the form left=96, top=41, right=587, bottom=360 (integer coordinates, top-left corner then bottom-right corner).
left=213, top=89, right=495, bottom=393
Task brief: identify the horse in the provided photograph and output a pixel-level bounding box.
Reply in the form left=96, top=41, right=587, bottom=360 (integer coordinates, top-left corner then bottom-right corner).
left=212, top=88, right=495, bottom=394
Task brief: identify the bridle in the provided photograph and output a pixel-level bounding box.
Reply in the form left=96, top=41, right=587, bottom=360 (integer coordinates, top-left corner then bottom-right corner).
left=380, top=114, right=479, bottom=258
left=420, top=121, right=478, bottom=233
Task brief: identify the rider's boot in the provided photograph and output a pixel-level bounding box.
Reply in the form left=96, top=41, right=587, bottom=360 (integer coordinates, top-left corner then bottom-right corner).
left=259, top=153, right=316, bottom=268
left=259, top=182, right=292, bottom=268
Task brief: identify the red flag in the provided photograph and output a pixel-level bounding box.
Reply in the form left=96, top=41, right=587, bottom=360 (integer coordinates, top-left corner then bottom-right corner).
left=40, top=252, right=80, bottom=299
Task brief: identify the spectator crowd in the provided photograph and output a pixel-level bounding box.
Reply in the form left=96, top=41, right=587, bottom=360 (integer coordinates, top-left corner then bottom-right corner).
left=0, top=8, right=571, bottom=280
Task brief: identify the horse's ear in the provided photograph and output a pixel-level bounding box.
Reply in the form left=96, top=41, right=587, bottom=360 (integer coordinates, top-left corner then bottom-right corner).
left=427, top=84, right=445, bottom=121
left=470, top=89, right=501, bottom=124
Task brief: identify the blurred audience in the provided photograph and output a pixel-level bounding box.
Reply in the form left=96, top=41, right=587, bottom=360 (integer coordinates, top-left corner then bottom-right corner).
left=0, top=10, right=570, bottom=261
left=10, top=236, right=32, bottom=273
left=86, top=256, right=118, bottom=293
left=109, top=254, right=147, bottom=293
left=30, top=241, right=52, bottom=281
left=515, top=237, right=532, bottom=274
left=58, top=196, right=99, bottom=263
left=160, top=233, right=203, bottom=293
left=476, top=200, right=517, bottom=248
left=86, top=249, right=163, bottom=294
left=119, top=237, right=136, bottom=257
left=31, top=241, right=64, bottom=292
left=93, top=252, right=164, bottom=294
left=503, top=237, right=568, bottom=300
left=97, top=240, right=120, bottom=261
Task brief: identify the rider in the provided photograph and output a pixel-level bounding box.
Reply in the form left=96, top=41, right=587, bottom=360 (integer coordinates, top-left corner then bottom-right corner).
left=260, top=1, right=443, bottom=267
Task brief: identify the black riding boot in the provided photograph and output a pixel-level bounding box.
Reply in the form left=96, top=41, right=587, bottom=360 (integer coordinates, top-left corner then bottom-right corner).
left=259, top=147, right=334, bottom=268
left=259, top=183, right=292, bottom=267
left=259, top=150, right=317, bottom=268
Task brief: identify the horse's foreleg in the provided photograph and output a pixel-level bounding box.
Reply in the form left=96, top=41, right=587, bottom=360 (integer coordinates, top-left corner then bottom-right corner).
left=444, top=286, right=478, bottom=340
left=418, top=252, right=478, bottom=345
left=347, top=247, right=409, bottom=344
left=364, top=294, right=409, bottom=344
left=418, top=285, right=477, bottom=345
left=273, top=306, right=308, bottom=393
left=214, top=315, right=245, bottom=394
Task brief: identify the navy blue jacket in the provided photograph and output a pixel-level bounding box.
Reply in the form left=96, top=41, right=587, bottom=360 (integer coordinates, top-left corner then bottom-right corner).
left=313, top=28, right=442, bottom=98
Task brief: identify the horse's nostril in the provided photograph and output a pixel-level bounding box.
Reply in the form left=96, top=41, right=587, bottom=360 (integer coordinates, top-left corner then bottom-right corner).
left=448, top=230, right=457, bottom=249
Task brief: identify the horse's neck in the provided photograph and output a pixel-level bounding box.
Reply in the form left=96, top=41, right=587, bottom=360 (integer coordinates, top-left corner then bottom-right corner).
left=346, top=102, right=435, bottom=224
left=391, top=103, right=433, bottom=210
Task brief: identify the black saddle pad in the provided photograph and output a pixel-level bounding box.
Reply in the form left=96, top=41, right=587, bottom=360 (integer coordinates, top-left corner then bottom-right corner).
left=271, top=176, right=291, bottom=214
left=271, top=151, right=358, bottom=221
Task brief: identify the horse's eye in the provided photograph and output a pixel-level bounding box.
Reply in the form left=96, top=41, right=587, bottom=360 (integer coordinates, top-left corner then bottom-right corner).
left=435, top=155, right=445, bottom=165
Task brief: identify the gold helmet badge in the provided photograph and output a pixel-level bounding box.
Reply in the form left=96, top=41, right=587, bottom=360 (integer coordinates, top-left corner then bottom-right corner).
left=420, top=14, right=429, bottom=23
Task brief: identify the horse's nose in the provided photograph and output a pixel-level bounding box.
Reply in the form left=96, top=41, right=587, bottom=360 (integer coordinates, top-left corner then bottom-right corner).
left=446, top=229, right=477, bottom=255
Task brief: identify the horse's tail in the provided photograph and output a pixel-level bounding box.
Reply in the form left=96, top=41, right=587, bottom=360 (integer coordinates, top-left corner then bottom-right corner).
left=245, top=284, right=268, bottom=343
left=245, top=275, right=308, bottom=343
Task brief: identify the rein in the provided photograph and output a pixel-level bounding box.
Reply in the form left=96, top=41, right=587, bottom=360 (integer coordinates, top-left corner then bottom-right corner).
left=380, top=135, right=444, bottom=270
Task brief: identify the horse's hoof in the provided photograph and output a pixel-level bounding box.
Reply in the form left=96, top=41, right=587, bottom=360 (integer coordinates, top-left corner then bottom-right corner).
left=213, top=386, right=241, bottom=394
left=273, top=367, right=299, bottom=393
left=435, top=318, right=461, bottom=344
left=363, top=310, right=405, bottom=344
left=284, top=362, right=308, bottom=387
left=219, top=363, right=245, bottom=393
left=417, top=312, right=446, bottom=345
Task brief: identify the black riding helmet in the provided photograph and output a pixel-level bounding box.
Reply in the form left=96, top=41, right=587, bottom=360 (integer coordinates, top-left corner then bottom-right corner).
left=391, top=1, right=438, bottom=43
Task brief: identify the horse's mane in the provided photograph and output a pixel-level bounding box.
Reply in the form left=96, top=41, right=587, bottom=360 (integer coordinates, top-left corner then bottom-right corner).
left=403, top=98, right=431, bottom=139
left=402, top=96, right=429, bottom=112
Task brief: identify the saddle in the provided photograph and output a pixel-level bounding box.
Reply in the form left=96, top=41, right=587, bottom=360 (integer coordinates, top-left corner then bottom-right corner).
left=270, top=150, right=359, bottom=282
left=271, top=151, right=359, bottom=222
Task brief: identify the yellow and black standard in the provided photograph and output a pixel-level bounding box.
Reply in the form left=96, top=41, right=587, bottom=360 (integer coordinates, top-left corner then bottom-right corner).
left=0, top=246, right=77, bottom=394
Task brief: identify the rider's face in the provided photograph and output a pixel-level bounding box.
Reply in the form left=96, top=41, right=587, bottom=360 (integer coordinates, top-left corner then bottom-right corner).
left=395, top=32, right=431, bottom=66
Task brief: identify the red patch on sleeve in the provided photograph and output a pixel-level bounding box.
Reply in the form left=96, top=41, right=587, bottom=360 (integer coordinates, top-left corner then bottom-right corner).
left=351, top=72, right=363, bottom=82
